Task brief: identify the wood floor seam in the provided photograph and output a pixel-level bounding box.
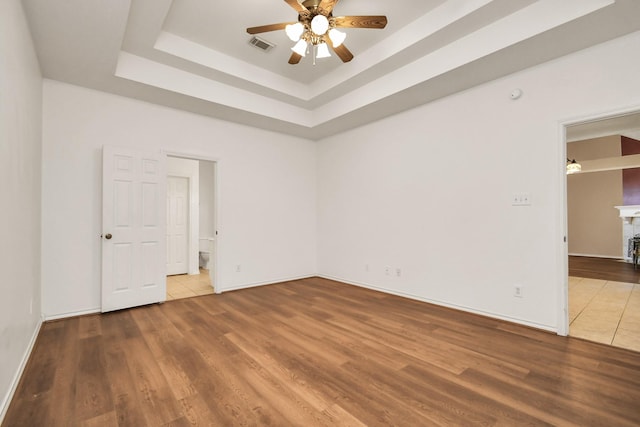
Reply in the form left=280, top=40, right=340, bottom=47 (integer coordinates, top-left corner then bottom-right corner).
left=3, top=276, right=640, bottom=426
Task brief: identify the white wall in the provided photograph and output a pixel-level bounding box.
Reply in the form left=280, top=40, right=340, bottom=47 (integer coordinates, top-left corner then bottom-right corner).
left=199, top=160, right=216, bottom=239
left=167, top=156, right=199, bottom=275
left=0, top=0, right=43, bottom=420
left=317, top=31, right=640, bottom=332
left=41, top=80, right=317, bottom=318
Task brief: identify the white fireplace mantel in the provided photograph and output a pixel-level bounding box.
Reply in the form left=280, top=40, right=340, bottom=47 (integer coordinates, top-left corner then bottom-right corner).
left=615, top=205, right=640, bottom=262
left=615, top=205, right=640, bottom=221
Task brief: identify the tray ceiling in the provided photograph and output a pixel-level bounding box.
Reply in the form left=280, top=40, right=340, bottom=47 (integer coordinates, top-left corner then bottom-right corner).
left=22, top=0, right=640, bottom=139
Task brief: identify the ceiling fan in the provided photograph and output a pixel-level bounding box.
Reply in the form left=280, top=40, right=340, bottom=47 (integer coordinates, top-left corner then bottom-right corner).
left=246, top=0, right=387, bottom=64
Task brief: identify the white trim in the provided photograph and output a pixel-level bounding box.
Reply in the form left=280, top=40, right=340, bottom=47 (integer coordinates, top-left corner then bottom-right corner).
left=218, top=275, right=316, bottom=293
left=558, top=119, right=570, bottom=336
left=0, top=317, right=43, bottom=424
left=212, top=161, right=220, bottom=294
left=163, top=150, right=220, bottom=295
left=568, top=253, right=624, bottom=260
left=562, top=104, right=640, bottom=129
left=163, top=151, right=220, bottom=163
left=559, top=102, right=640, bottom=337
left=43, top=307, right=101, bottom=321
left=319, top=275, right=557, bottom=333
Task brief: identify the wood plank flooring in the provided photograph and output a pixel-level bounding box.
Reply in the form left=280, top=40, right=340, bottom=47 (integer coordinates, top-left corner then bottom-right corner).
left=4, top=277, right=640, bottom=426
left=569, top=255, right=640, bottom=283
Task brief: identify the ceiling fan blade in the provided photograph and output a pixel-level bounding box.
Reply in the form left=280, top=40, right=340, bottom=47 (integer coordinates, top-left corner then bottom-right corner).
left=284, top=0, right=307, bottom=14
left=288, top=52, right=303, bottom=64
left=333, top=44, right=353, bottom=62
left=333, top=16, right=388, bottom=29
left=247, top=22, right=295, bottom=34
left=318, top=0, right=340, bottom=14
left=325, top=36, right=353, bottom=62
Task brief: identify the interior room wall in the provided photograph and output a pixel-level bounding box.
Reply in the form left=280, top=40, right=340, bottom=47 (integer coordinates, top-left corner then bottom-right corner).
left=41, top=80, right=317, bottom=319
left=567, top=136, right=623, bottom=258
left=621, top=136, right=640, bottom=205
left=0, top=0, right=43, bottom=420
left=199, top=160, right=216, bottom=239
left=316, top=30, right=640, bottom=332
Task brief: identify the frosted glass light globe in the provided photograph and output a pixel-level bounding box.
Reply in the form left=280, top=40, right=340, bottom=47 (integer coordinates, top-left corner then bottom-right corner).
left=291, top=39, right=307, bottom=56
left=328, top=28, right=346, bottom=47
left=311, top=15, right=329, bottom=35
left=285, top=22, right=304, bottom=41
left=316, top=42, right=331, bottom=58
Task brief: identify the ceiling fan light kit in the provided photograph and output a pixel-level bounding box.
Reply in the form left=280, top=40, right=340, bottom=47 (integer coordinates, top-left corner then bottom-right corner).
left=285, top=22, right=305, bottom=41
left=247, top=0, right=387, bottom=65
left=311, top=14, right=329, bottom=35
left=292, top=38, right=308, bottom=56
left=316, top=42, right=331, bottom=58
left=328, top=28, right=346, bottom=47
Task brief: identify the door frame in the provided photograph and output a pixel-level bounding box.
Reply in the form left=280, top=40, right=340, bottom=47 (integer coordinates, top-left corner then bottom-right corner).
left=165, top=150, right=220, bottom=294
left=558, top=103, right=640, bottom=336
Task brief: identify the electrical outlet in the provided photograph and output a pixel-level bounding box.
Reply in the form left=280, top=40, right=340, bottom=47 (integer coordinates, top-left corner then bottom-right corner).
left=385, top=266, right=391, bottom=275
left=514, top=285, right=523, bottom=298
left=396, top=268, right=401, bottom=277
left=236, top=264, right=241, bottom=273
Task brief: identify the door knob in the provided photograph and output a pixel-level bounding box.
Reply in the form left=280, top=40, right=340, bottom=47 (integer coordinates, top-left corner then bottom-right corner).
left=105, top=233, right=112, bottom=240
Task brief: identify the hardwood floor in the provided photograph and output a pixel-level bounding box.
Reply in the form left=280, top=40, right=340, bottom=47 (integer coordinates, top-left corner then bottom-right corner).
left=4, top=277, right=640, bottom=426
left=569, top=255, right=640, bottom=283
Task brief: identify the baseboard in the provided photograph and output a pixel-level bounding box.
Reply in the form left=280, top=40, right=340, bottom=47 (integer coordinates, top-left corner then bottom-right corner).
left=317, top=274, right=557, bottom=333
left=219, top=274, right=316, bottom=293
left=44, top=274, right=318, bottom=316
left=0, top=316, right=43, bottom=425
left=43, top=307, right=101, bottom=321
left=568, top=253, right=624, bottom=260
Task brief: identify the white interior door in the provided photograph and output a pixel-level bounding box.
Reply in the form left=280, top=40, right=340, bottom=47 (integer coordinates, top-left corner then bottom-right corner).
left=102, top=146, right=167, bottom=313
left=166, top=176, right=189, bottom=275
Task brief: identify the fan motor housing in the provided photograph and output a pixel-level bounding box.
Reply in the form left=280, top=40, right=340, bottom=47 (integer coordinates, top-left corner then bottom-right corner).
left=302, top=0, right=323, bottom=11
left=301, top=0, right=333, bottom=19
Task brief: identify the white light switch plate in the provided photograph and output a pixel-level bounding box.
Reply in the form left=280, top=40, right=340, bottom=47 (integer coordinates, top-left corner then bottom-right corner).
left=512, top=192, right=531, bottom=206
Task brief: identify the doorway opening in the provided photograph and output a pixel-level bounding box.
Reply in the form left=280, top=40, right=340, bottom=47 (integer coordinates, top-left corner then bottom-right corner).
left=564, top=109, right=640, bottom=352
left=165, top=155, right=217, bottom=301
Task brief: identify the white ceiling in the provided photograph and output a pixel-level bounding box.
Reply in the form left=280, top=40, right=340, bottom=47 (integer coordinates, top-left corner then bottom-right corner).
left=21, top=0, right=640, bottom=140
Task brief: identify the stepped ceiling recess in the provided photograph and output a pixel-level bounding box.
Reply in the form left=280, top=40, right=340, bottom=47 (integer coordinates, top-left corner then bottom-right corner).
left=22, top=0, right=640, bottom=140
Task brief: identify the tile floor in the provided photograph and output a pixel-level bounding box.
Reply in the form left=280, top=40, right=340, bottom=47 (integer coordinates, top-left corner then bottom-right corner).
left=166, top=269, right=214, bottom=301
left=569, top=276, right=640, bottom=352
